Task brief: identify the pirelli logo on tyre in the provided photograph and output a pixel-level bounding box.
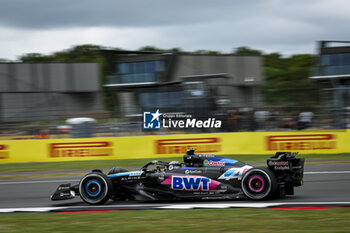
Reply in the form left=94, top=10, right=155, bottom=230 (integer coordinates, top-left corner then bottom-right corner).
left=155, top=138, right=221, bottom=154
left=0, top=145, right=9, bottom=159
left=49, top=142, right=113, bottom=158
left=266, top=134, right=336, bottom=151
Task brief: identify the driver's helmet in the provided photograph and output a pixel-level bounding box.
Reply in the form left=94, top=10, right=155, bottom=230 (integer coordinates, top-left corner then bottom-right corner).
left=168, top=161, right=181, bottom=170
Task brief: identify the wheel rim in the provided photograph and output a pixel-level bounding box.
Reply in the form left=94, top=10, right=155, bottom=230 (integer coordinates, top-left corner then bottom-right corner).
left=241, top=169, right=273, bottom=200
left=79, top=174, right=110, bottom=204
left=86, top=180, right=102, bottom=197
left=248, top=175, right=265, bottom=193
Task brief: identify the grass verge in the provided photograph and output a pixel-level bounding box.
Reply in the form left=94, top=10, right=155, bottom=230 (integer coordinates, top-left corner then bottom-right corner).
left=1, top=153, right=350, bottom=174
left=0, top=208, right=350, bottom=233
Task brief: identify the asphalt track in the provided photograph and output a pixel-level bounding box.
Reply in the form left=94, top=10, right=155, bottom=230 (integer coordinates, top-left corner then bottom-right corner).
left=1, top=163, right=350, bottom=211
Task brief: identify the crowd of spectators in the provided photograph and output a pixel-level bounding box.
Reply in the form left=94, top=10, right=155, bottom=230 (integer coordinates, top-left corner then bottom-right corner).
left=226, top=108, right=325, bottom=132
left=0, top=107, right=346, bottom=139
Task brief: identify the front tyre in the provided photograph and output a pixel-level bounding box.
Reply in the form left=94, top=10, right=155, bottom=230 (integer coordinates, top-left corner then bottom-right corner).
left=79, top=172, right=113, bottom=205
left=241, top=167, right=277, bottom=200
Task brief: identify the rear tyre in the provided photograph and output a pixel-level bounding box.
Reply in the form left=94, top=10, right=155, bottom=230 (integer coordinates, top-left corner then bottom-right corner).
left=79, top=172, right=113, bottom=205
left=241, top=167, right=277, bottom=200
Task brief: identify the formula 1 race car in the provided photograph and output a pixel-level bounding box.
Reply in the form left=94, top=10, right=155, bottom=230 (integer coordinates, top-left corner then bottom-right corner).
left=51, top=149, right=305, bottom=205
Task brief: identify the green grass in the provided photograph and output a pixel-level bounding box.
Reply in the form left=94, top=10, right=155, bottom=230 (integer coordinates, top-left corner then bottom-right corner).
left=1, top=153, right=350, bottom=174
left=0, top=208, right=350, bottom=233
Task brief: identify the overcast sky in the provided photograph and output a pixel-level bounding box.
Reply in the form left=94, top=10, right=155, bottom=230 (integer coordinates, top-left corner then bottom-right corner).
left=0, top=0, right=349, bottom=60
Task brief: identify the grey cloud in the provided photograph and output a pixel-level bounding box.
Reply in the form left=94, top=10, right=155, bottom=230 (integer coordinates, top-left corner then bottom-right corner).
left=0, top=0, right=262, bottom=29
left=0, top=0, right=350, bottom=58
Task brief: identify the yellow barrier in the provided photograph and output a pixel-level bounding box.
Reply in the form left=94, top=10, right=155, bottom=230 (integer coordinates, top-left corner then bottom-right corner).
left=0, top=130, right=349, bottom=163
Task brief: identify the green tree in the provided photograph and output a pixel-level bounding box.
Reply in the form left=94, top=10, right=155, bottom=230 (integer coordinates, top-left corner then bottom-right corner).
left=262, top=54, right=319, bottom=108
left=138, top=46, right=164, bottom=52
left=138, top=46, right=183, bottom=53
left=193, top=49, right=222, bottom=55
left=169, top=47, right=182, bottom=53
left=20, top=44, right=109, bottom=74
left=232, top=46, right=262, bottom=56
left=231, top=46, right=319, bottom=108
left=20, top=53, right=52, bottom=62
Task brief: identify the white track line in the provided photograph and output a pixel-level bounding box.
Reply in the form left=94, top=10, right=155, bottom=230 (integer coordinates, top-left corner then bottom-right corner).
left=157, top=203, right=273, bottom=209
left=1, top=202, right=350, bottom=213
left=157, top=202, right=350, bottom=209
left=0, top=207, right=67, bottom=213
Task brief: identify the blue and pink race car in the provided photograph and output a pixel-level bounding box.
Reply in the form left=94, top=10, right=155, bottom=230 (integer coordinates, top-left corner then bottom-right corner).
left=51, top=149, right=305, bottom=205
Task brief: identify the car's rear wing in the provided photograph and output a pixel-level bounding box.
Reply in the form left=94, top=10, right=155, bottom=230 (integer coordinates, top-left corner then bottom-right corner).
left=267, top=152, right=305, bottom=187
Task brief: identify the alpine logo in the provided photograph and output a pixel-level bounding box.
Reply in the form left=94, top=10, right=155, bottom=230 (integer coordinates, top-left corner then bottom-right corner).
left=171, top=175, right=211, bottom=191
left=218, top=165, right=253, bottom=180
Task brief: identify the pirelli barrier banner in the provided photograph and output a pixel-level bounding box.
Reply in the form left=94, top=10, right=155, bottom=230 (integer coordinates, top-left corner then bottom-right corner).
left=0, top=130, right=348, bottom=163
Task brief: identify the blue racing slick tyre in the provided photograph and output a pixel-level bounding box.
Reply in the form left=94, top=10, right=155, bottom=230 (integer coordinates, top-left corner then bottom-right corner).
left=79, top=172, right=113, bottom=205
left=241, top=167, right=277, bottom=200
